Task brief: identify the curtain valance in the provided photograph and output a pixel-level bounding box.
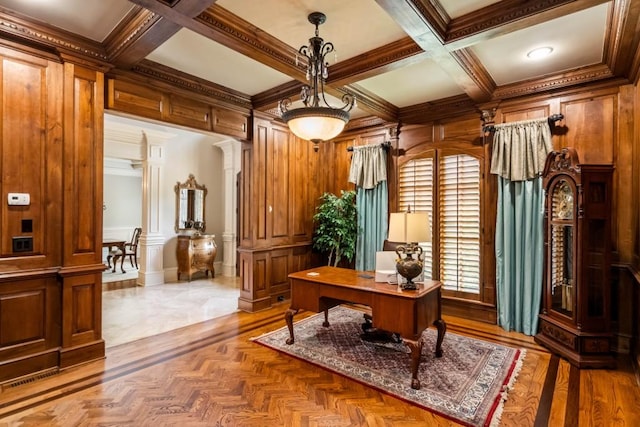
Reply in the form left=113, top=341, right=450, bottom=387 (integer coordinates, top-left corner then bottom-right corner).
left=490, top=118, right=553, bottom=181
left=348, top=144, right=387, bottom=189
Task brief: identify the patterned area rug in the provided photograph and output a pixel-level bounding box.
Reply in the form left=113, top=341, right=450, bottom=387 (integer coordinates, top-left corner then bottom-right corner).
left=253, top=306, right=525, bottom=427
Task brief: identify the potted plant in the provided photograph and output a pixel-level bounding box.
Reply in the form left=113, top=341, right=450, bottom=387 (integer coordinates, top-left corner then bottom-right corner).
left=312, top=190, right=358, bottom=267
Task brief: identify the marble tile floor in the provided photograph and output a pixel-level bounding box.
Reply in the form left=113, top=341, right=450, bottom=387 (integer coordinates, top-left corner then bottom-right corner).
left=102, top=274, right=240, bottom=348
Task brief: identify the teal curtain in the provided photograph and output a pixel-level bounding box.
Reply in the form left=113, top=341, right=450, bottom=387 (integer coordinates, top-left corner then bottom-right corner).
left=492, top=118, right=553, bottom=335
left=495, top=177, right=544, bottom=335
left=348, top=144, right=388, bottom=271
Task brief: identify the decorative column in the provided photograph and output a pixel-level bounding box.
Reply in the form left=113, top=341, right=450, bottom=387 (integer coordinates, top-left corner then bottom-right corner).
left=213, top=138, right=241, bottom=277
left=138, top=129, right=172, bottom=286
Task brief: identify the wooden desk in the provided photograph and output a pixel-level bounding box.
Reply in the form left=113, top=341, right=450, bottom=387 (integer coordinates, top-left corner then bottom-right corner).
left=286, top=266, right=446, bottom=389
left=102, top=240, right=126, bottom=273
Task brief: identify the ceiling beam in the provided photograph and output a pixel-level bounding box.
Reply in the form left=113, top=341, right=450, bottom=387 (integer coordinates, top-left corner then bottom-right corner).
left=374, top=0, right=493, bottom=102
left=111, top=0, right=218, bottom=67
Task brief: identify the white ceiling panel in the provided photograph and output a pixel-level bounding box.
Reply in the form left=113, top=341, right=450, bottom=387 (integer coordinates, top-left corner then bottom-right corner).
left=440, top=0, right=501, bottom=19
left=217, top=0, right=408, bottom=62
left=0, top=0, right=134, bottom=42
left=147, top=29, right=292, bottom=96
left=471, top=3, right=608, bottom=85
left=358, top=59, right=464, bottom=107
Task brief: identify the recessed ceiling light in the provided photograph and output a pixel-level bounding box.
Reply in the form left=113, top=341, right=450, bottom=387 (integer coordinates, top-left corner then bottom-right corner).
left=527, top=47, right=553, bottom=59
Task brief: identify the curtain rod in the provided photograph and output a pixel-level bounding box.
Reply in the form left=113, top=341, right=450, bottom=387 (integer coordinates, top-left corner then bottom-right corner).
left=482, top=113, right=564, bottom=133
left=346, top=141, right=391, bottom=152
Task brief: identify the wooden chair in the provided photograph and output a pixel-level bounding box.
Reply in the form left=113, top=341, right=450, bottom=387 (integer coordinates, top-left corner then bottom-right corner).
left=108, top=227, right=142, bottom=270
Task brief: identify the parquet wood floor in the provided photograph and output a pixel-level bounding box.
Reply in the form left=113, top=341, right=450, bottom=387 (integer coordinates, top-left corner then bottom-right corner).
left=0, top=303, right=638, bottom=426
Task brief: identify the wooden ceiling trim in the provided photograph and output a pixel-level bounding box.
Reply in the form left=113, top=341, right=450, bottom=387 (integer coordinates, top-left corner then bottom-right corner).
left=195, top=5, right=305, bottom=81
left=104, top=8, right=172, bottom=67
left=327, top=37, right=429, bottom=86
left=603, top=0, right=640, bottom=79
left=128, top=59, right=252, bottom=110
left=335, top=84, right=399, bottom=122
left=492, top=63, right=617, bottom=100
left=451, top=48, right=496, bottom=98
left=0, top=9, right=107, bottom=64
left=444, top=0, right=611, bottom=50
left=251, top=80, right=301, bottom=110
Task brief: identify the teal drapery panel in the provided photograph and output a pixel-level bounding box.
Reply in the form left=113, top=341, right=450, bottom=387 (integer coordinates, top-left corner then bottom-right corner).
left=492, top=117, right=552, bottom=336
left=355, top=182, right=388, bottom=270
left=348, top=144, right=388, bottom=271
left=495, top=177, right=545, bottom=335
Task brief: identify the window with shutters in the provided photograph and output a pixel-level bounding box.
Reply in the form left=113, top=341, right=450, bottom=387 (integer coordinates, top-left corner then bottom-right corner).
left=398, top=151, right=481, bottom=299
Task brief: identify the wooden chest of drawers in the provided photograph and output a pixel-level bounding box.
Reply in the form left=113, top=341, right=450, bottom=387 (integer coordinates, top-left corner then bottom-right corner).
left=176, top=234, right=217, bottom=281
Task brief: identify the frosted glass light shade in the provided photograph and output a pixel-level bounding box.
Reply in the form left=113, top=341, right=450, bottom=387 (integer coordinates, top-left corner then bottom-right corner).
left=282, top=107, right=349, bottom=142
left=388, top=212, right=431, bottom=243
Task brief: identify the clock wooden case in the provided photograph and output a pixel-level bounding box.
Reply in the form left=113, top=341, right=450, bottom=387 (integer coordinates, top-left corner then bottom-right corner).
left=534, top=148, right=615, bottom=368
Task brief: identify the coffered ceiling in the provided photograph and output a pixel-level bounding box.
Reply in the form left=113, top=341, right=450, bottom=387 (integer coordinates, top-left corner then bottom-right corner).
left=0, top=0, right=637, bottom=124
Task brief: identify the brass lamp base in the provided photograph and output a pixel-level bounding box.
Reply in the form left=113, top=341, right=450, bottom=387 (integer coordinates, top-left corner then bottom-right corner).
left=395, top=243, right=424, bottom=290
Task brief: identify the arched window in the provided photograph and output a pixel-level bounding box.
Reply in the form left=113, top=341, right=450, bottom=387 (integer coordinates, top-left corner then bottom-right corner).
left=398, top=151, right=481, bottom=298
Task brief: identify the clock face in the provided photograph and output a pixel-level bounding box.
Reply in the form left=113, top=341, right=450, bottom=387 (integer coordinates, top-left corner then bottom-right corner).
left=554, top=180, right=574, bottom=220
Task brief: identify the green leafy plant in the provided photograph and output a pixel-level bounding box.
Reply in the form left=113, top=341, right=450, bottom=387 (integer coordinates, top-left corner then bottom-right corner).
left=312, top=190, right=358, bottom=267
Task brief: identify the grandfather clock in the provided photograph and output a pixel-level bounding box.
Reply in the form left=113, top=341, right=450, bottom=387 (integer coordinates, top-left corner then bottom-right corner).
left=534, top=148, right=615, bottom=368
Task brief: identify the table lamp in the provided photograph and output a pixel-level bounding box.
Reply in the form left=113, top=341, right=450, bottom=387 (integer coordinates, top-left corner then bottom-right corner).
left=387, top=212, right=431, bottom=290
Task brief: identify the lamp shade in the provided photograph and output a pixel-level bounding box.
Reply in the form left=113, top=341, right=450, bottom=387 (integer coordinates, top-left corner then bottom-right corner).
left=388, top=212, right=431, bottom=243
left=283, top=107, right=349, bottom=142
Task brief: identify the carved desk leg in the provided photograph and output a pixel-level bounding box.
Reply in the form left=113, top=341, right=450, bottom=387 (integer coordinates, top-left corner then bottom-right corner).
left=434, top=318, right=447, bottom=358
left=404, top=337, right=424, bottom=390
left=323, top=309, right=330, bottom=327
left=285, top=308, right=299, bottom=345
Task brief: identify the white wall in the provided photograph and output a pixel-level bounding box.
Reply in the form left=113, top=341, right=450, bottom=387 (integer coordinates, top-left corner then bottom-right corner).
left=161, top=134, right=225, bottom=270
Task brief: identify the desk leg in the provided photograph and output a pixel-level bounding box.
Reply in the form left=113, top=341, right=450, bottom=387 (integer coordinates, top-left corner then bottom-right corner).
left=434, top=319, right=446, bottom=358
left=404, top=337, right=424, bottom=390
left=284, top=308, right=299, bottom=345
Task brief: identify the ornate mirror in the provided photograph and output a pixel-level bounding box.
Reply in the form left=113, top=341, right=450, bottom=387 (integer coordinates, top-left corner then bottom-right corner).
left=175, top=174, right=207, bottom=233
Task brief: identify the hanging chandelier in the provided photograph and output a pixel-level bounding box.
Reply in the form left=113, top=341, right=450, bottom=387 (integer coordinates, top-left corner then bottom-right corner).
left=278, top=12, right=356, bottom=150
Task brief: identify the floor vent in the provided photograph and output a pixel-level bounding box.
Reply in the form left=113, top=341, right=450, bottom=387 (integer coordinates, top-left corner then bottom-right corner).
left=2, top=368, right=59, bottom=390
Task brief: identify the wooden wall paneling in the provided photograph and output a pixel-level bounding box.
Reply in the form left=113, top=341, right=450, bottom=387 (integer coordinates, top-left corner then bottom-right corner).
left=559, top=89, right=621, bottom=259
left=240, top=141, right=252, bottom=247
left=289, top=134, right=312, bottom=242
left=635, top=83, right=640, bottom=269
left=59, top=63, right=105, bottom=368
left=106, top=79, right=164, bottom=120
left=397, top=123, right=434, bottom=153
left=63, top=63, right=104, bottom=267
left=269, top=247, right=291, bottom=303
left=613, top=85, right=635, bottom=263
left=212, top=107, right=248, bottom=140
left=164, top=94, right=211, bottom=131
left=436, top=116, right=483, bottom=143
left=0, top=49, right=63, bottom=268
left=252, top=117, right=269, bottom=247
left=329, top=136, right=356, bottom=196
left=270, top=123, right=290, bottom=246
left=59, top=273, right=104, bottom=369
left=237, top=249, right=271, bottom=312
left=499, top=105, right=549, bottom=125
left=0, top=274, right=60, bottom=382
left=559, top=91, right=616, bottom=164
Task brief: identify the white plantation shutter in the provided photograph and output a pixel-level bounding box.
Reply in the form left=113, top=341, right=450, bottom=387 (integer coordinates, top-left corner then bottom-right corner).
left=398, top=157, right=433, bottom=279
left=439, top=154, right=480, bottom=293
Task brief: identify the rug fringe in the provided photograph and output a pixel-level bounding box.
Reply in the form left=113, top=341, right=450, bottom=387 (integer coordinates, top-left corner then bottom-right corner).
left=488, top=349, right=527, bottom=427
